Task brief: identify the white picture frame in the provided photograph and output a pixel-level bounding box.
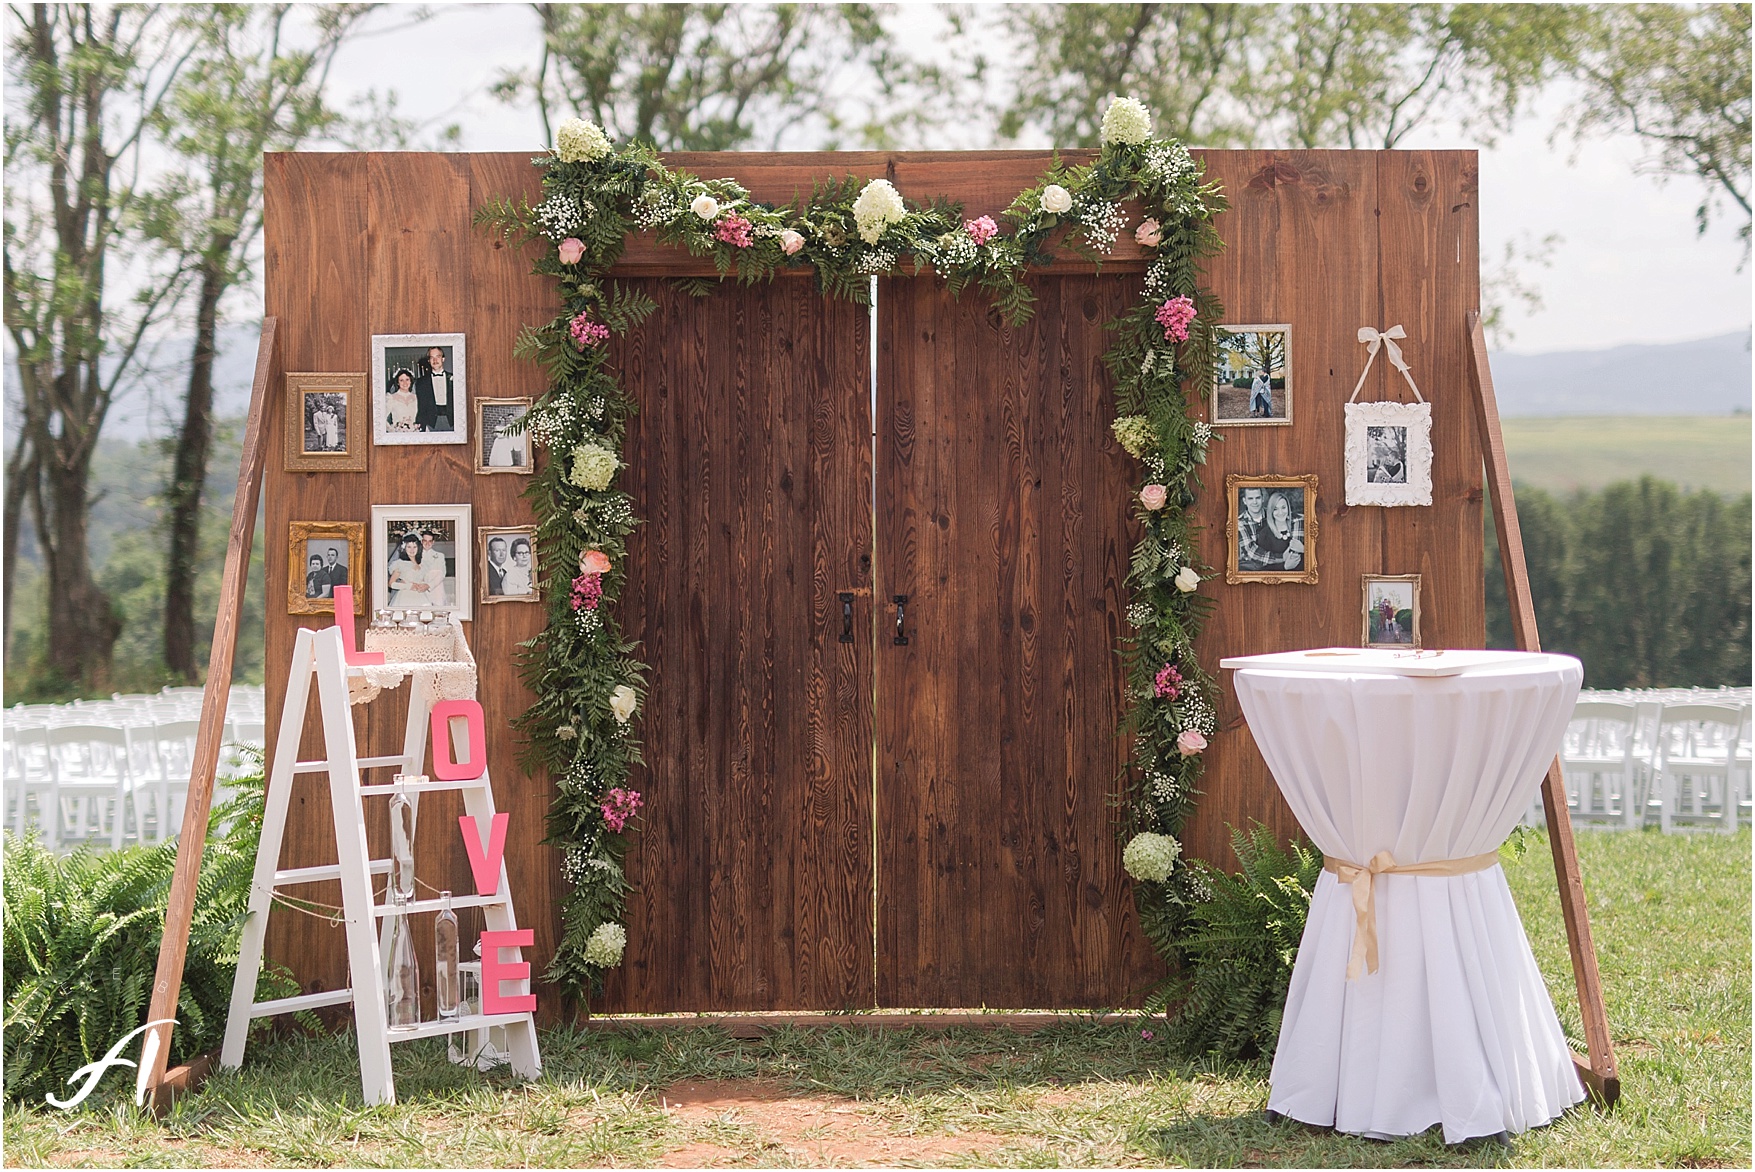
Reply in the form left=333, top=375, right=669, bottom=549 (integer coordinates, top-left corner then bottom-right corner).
left=372, top=333, right=468, bottom=446
left=371, top=504, right=474, bottom=621
left=1344, top=401, right=1432, bottom=507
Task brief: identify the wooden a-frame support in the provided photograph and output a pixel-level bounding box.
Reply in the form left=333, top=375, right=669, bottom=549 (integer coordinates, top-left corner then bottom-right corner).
left=1467, top=309, right=1620, bottom=1107
left=139, top=311, right=1621, bottom=1110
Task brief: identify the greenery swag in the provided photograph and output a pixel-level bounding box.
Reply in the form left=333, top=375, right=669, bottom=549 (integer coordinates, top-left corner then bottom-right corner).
left=476, top=96, right=1230, bottom=998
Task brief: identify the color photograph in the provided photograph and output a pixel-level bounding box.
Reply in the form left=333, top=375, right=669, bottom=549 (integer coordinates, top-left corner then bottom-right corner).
left=372, top=333, right=467, bottom=446
left=1212, top=325, right=1291, bottom=425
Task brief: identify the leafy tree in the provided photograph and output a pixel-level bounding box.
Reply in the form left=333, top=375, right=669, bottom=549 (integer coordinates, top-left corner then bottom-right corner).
left=1567, top=3, right=1752, bottom=255
left=3, top=4, right=201, bottom=695
left=498, top=3, right=905, bottom=150
left=145, top=3, right=366, bottom=682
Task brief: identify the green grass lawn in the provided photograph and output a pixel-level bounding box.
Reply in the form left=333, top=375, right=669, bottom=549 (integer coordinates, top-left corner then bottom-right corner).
left=6, top=830, right=1748, bottom=1168
left=1501, top=415, right=1752, bottom=496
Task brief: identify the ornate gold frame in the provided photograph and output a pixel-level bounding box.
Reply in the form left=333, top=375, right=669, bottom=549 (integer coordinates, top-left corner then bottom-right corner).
left=1225, top=473, right=1319, bottom=585
left=288, top=521, right=366, bottom=615
left=283, top=373, right=368, bottom=472
left=477, top=526, right=541, bottom=604
left=1362, top=574, right=1422, bottom=648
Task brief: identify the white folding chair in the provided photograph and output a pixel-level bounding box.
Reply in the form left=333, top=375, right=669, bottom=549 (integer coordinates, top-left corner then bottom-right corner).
left=4, top=724, right=59, bottom=846
left=1560, top=700, right=1643, bottom=827
left=44, top=725, right=134, bottom=849
left=1653, top=702, right=1749, bottom=833
left=143, top=719, right=201, bottom=843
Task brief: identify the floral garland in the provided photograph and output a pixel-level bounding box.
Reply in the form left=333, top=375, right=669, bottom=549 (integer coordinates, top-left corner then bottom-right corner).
left=476, top=94, right=1229, bottom=999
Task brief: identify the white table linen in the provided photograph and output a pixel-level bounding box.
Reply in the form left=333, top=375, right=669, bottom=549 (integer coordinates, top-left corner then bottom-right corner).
left=1232, top=653, right=1587, bottom=1142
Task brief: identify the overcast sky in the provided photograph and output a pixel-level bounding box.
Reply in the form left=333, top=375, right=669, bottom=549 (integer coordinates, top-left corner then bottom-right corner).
left=318, top=3, right=1750, bottom=355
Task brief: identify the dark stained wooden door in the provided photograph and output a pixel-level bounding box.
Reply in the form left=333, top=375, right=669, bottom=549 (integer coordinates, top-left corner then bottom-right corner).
left=599, top=278, right=876, bottom=1011
left=874, top=275, right=1165, bottom=1007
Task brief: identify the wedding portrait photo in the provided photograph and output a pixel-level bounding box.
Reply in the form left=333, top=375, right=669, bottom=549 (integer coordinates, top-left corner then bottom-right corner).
left=282, top=372, right=366, bottom=471
left=1226, top=474, right=1319, bottom=584
left=1363, top=574, right=1421, bottom=648
left=1211, top=324, right=1291, bottom=425
left=370, top=503, right=472, bottom=619
left=285, top=521, right=365, bottom=615
left=479, top=526, right=539, bottom=603
left=476, top=398, right=533, bottom=474
left=372, top=333, right=467, bottom=446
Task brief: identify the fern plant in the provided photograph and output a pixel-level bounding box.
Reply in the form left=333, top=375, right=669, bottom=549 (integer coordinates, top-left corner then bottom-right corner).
left=2, top=751, right=297, bottom=1104
left=1156, top=822, right=1323, bottom=1063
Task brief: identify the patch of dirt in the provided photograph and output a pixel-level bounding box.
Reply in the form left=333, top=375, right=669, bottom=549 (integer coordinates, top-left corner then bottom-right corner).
left=656, top=1078, right=1016, bottom=1166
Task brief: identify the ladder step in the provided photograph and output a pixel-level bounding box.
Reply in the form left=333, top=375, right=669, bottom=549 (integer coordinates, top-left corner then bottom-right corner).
left=375, top=892, right=509, bottom=918
left=385, top=1011, right=532, bottom=1043
left=273, top=859, right=393, bottom=886
left=358, top=778, right=488, bottom=796
left=249, top=988, right=353, bottom=1018
left=293, top=754, right=410, bottom=774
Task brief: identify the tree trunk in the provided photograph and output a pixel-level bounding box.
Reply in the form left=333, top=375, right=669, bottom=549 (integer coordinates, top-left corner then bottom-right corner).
left=42, top=439, right=122, bottom=694
left=163, top=258, right=226, bottom=682
left=4, top=435, right=37, bottom=655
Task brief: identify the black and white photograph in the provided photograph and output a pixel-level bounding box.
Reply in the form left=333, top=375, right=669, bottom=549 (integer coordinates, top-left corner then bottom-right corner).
left=1363, top=574, right=1422, bottom=648
left=370, top=504, right=473, bottom=619
left=286, top=521, right=366, bottom=615
left=477, top=398, right=533, bottom=474
left=1344, top=399, right=1433, bottom=506
left=372, top=333, right=468, bottom=446
left=1211, top=324, right=1292, bottom=425
left=479, top=527, right=540, bottom=603
left=283, top=373, right=367, bottom=472
left=1226, top=474, right=1319, bottom=584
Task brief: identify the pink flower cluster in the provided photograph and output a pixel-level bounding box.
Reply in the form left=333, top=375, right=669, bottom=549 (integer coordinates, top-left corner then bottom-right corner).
left=570, top=312, right=610, bottom=349
left=965, top=215, right=998, bottom=245
left=1154, top=662, right=1183, bottom=700
left=1155, top=295, right=1196, bottom=342
left=601, top=787, right=643, bottom=832
left=714, top=213, right=755, bottom=248
left=571, top=571, right=603, bottom=611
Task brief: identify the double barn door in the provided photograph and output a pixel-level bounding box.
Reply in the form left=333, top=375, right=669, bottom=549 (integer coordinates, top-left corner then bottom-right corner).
left=608, top=273, right=1161, bottom=1011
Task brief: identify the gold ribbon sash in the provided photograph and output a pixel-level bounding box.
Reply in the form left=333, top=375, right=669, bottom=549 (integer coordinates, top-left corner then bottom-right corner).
left=1323, top=850, right=1500, bottom=979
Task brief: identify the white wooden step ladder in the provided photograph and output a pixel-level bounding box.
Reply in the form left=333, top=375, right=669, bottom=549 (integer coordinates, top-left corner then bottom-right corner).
left=219, top=624, right=540, bottom=1105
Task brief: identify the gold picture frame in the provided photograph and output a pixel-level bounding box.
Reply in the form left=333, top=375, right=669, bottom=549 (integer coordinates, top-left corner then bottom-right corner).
left=1363, top=574, right=1422, bottom=648
left=478, top=526, right=540, bottom=604
left=1211, top=324, right=1292, bottom=426
left=1225, top=473, right=1319, bottom=585
left=475, top=398, right=534, bottom=475
left=288, top=521, right=366, bottom=615
left=283, top=373, right=368, bottom=472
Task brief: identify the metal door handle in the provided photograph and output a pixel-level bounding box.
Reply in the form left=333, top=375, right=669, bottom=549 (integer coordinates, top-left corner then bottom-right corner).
left=893, top=595, right=909, bottom=645
left=839, top=592, right=854, bottom=643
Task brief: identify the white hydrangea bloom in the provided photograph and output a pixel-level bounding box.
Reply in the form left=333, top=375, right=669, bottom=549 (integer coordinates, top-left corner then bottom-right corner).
left=1101, top=97, right=1152, bottom=146
left=583, top=921, right=628, bottom=967
left=852, top=178, right=907, bottom=244
left=1123, top=831, right=1180, bottom=882
left=555, top=117, right=613, bottom=163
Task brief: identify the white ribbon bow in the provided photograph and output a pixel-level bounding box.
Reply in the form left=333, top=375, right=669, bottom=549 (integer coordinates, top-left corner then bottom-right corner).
left=1349, top=324, right=1425, bottom=403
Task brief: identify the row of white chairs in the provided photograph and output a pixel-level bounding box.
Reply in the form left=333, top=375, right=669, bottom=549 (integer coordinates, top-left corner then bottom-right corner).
left=1533, top=688, right=1752, bottom=833
left=4, top=686, right=266, bottom=850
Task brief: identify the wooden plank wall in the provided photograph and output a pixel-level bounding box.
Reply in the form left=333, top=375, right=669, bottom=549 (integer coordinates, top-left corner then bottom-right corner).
left=260, top=148, right=1480, bottom=1011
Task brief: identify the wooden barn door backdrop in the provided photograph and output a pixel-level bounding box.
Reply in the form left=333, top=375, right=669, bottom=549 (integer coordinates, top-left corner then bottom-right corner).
left=261, top=149, right=1481, bottom=1014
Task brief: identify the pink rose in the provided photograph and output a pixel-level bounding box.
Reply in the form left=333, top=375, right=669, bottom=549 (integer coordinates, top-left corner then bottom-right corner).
left=779, top=228, right=805, bottom=255
left=579, top=548, right=612, bottom=575
left=557, top=237, right=586, bottom=265
left=1134, top=219, right=1162, bottom=248
left=1140, top=483, right=1168, bottom=511
left=1177, top=729, right=1207, bottom=757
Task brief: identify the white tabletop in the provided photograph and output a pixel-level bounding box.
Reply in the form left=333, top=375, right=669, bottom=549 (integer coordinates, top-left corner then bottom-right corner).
left=1231, top=648, right=1586, bottom=1142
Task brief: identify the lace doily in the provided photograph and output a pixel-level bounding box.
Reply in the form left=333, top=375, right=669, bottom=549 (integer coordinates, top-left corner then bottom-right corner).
left=347, top=623, right=479, bottom=705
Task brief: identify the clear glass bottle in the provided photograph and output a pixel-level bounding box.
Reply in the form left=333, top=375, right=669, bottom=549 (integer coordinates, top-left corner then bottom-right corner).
left=389, top=790, right=416, bottom=903
left=435, top=891, right=460, bottom=1019
left=384, top=788, right=421, bottom=1028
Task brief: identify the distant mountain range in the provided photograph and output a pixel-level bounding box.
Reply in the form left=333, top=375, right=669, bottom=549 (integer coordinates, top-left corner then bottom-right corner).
left=27, top=324, right=1755, bottom=443
left=1489, top=329, right=1751, bottom=417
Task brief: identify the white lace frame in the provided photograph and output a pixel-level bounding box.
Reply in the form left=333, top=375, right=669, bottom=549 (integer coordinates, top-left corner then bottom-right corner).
left=1345, top=400, right=1432, bottom=507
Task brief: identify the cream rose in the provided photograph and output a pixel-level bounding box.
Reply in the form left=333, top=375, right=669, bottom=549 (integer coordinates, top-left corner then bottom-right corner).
left=1040, top=184, right=1073, bottom=214
left=1174, top=566, right=1200, bottom=593
left=690, top=193, right=720, bottom=220
left=1140, top=484, right=1168, bottom=511
left=609, top=683, right=638, bottom=724
left=778, top=228, right=805, bottom=255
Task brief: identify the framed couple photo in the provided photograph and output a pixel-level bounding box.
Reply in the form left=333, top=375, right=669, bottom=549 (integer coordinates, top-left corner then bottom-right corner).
left=479, top=526, right=540, bottom=604
left=1363, top=574, right=1422, bottom=649
left=371, top=504, right=473, bottom=620
left=476, top=398, right=533, bottom=474
left=1225, top=473, right=1319, bottom=585
left=1211, top=324, right=1292, bottom=426
left=287, top=521, right=366, bottom=615
left=373, top=333, right=467, bottom=447
left=283, top=373, right=368, bottom=472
